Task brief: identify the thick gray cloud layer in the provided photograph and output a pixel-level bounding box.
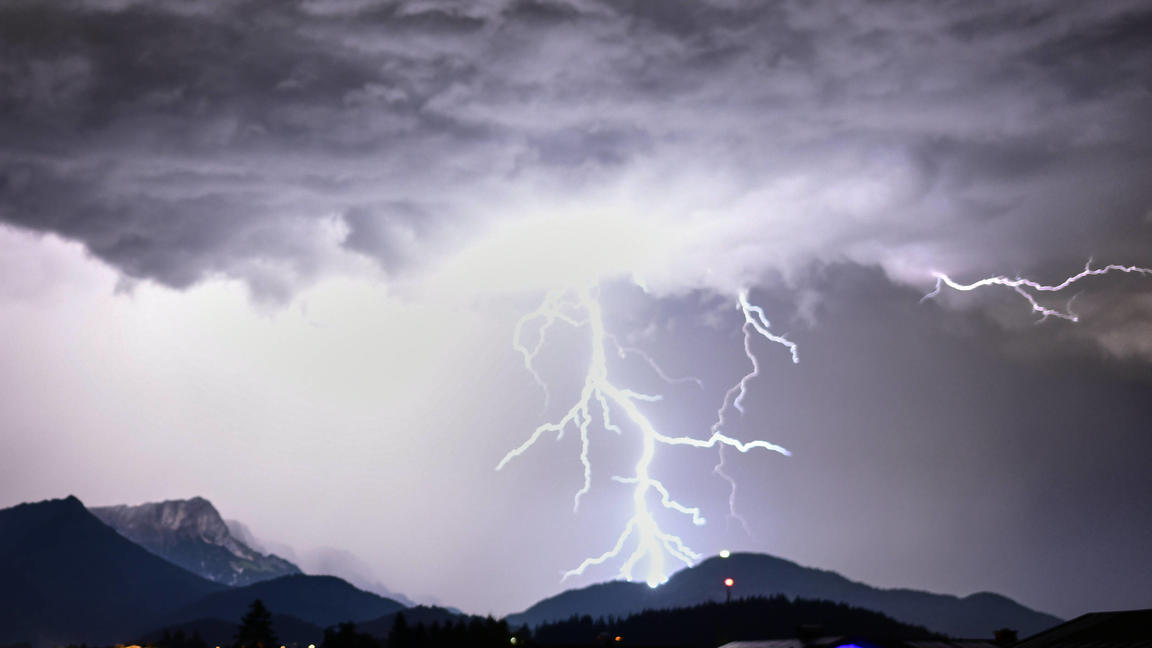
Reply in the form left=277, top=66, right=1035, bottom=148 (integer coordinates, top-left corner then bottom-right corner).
left=3, top=0, right=1151, bottom=303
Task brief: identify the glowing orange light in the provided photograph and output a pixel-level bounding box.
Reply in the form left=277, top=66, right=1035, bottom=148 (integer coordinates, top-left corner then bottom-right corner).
left=724, top=577, right=734, bottom=587
left=615, top=637, right=622, bottom=642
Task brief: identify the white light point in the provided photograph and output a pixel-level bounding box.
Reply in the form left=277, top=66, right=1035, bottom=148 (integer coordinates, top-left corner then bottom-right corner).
left=924, top=260, right=1152, bottom=322
left=498, top=286, right=796, bottom=588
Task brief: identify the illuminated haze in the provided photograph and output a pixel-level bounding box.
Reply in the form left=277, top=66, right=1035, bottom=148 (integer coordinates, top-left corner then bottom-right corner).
left=2, top=0, right=1152, bottom=618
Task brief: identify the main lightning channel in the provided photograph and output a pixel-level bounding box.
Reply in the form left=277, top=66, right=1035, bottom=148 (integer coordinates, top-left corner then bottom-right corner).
left=498, top=286, right=796, bottom=587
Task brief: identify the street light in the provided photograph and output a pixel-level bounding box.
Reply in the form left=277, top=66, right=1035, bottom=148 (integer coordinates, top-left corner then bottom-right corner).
left=724, top=577, right=734, bottom=603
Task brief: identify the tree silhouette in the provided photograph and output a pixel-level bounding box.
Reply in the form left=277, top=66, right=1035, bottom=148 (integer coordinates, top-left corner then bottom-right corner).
left=234, top=599, right=279, bottom=648
left=389, top=612, right=412, bottom=648
left=387, top=613, right=509, bottom=648
left=322, top=621, right=382, bottom=648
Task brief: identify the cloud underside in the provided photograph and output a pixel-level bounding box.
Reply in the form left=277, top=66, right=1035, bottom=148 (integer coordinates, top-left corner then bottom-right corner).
left=1, top=1, right=1151, bottom=320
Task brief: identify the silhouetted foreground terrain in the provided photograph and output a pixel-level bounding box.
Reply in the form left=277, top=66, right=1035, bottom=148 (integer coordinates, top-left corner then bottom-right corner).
left=0, top=497, right=1064, bottom=647
left=131, top=607, right=1152, bottom=648
left=529, top=596, right=940, bottom=647
left=130, top=596, right=933, bottom=648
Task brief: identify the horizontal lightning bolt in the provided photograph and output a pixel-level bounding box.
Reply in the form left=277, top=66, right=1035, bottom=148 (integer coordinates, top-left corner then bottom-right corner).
left=499, top=285, right=796, bottom=587
left=924, top=260, right=1152, bottom=322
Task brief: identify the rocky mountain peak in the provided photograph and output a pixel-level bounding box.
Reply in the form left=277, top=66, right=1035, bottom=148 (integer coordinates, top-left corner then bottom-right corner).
left=91, top=497, right=301, bottom=587
left=94, top=497, right=236, bottom=550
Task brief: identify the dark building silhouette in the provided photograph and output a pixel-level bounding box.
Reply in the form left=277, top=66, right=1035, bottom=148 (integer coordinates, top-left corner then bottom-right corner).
left=1013, top=609, right=1152, bottom=648
left=720, top=609, right=1152, bottom=648
left=719, top=639, right=995, bottom=648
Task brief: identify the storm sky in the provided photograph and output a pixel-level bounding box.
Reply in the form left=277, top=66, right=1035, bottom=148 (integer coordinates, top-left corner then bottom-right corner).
left=2, top=0, right=1152, bottom=619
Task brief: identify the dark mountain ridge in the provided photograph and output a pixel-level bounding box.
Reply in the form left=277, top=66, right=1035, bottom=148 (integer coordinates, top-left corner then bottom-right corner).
left=0, top=496, right=225, bottom=647
left=507, top=553, right=1061, bottom=639
left=168, top=573, right=407, bottom=629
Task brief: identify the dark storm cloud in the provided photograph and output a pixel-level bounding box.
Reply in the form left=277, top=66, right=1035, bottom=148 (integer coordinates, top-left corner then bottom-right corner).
left=0, top=0, right=498, bottom=294
left=2, top=0, right=1151, bottom=324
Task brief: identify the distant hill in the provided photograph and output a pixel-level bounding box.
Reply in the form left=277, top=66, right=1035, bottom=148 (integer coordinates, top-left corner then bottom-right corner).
left=223, top=518, right=419, bottom=607
left=92, top=497, right=300, bottom=587
left=532, top=595, right=940, bottom=646
left=506, top=553, right=1061, bottom=638
left=0, top=496, right=225, bottom=647
left=170, top=574, right=407, bottom=628
left=291, top=545, right=419, bottom=608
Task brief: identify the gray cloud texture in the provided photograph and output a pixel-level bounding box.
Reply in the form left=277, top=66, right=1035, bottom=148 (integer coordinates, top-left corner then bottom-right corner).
left=2, top=0, right=1151, bottom=334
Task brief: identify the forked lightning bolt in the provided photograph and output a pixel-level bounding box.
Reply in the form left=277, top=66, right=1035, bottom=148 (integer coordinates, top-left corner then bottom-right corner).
left=924, top=260, right=1152, bottom=321
left=711, top=291, right=799, bottom=534
left=497, top=286, right=797, bottom=587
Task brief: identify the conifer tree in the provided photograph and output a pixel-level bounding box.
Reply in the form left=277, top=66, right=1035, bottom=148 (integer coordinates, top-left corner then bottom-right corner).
left=234, top=599, right=278, bottom=648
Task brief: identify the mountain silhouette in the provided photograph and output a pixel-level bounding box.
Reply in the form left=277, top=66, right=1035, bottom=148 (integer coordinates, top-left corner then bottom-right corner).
left=92, top=497, right=301, bottom=587
left=0, top=496, right=225, bottom=647
left=169, top=574, right=407, bottom=628
left=506, top=553, right=1061, bottom=638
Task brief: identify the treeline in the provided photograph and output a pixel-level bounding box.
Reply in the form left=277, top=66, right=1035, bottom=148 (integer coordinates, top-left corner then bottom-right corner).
left=322, top=612, right=512, bottom=648
left=134, top=594, right=944, bottom=648
left=530, top=596, right=943, bottom=647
